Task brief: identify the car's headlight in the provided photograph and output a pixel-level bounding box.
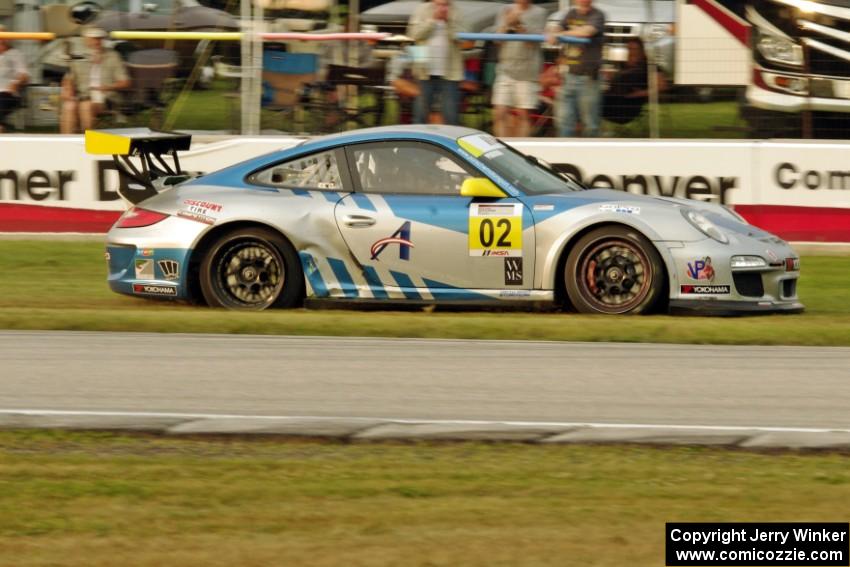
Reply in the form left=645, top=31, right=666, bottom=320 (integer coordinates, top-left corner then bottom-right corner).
left=757, top=32, right=804, bottom=67
left=682, top=209, right=729, bottom=244
left=731, top=255, right=767, bottom=269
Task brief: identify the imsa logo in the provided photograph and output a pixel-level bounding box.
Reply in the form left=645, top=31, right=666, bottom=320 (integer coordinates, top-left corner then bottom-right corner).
left=504, top=258, right=523, bottom=286
left=158, top=260, right=180, bottom=281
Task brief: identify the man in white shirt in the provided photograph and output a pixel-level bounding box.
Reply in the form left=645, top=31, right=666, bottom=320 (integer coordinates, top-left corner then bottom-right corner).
left=492, top=0, right=547, bottom=136
left=0, top=25, right=30, bottom=132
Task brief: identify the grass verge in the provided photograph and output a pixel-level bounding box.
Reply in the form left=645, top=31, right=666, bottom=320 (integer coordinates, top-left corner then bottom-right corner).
left=0, top=430, right=848, bottom=567
left=1, top=241, right=849, bottom=345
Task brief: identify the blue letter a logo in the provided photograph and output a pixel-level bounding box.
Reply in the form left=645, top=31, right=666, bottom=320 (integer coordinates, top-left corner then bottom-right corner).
left=370, top=221, right=413, bottom=261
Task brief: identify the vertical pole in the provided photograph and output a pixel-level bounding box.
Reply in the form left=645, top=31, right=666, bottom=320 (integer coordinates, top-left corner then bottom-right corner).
left=646, top=0, right=660, bottom=138
left=801, top=37, right=812, bottom=139
left=240, top=0, right=253, bottom=134
left=15, top=0, right=41, bottom=83
left=348, top=0, right=359, bottom=61
left=348, top=0, right=359, bottom=115
left=252, top=1, right=264, bottom=135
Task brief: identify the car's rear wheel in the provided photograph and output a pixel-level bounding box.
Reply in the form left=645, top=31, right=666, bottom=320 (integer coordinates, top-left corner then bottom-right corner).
left=200, top=227, right=303, bottom=310
left=564, top=226, right=664, bottom=314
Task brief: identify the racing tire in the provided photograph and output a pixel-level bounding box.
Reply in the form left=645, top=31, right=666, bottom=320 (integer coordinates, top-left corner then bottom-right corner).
left=564, top=226, right=665, bottom=315
left=200, top=227, right=304, bottom=310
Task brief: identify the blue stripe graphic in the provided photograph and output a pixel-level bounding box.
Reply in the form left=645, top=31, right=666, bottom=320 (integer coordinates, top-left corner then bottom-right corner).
left=292, top=189, right=312, bottom=197
left=422, top=278, right=492, bottom=301
left=298, top=252, right=329, bottom=298
left=327, top=258, right=359, bottom=299
left=322, top=191, right=342, bottom=203
left=383, top=195, right=468, bottom=234
left=361, top=266, right=389, bottom=299
left=350, top=193, right=377, bottom=212
left=389, top=271, right=422, bottom=300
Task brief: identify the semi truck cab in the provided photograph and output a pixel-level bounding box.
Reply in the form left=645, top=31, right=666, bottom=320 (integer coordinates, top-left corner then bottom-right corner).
left=677, top=0, right=850, bottom=137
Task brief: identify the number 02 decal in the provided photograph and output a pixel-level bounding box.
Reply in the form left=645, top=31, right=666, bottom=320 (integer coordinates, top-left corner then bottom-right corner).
left=469, top=203, right=523, bottom=257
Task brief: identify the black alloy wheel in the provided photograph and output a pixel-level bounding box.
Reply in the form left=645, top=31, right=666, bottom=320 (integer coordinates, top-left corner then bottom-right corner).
left=565, top=226, right=665, bottom=314
left=200, top=227, right=303, bottom=310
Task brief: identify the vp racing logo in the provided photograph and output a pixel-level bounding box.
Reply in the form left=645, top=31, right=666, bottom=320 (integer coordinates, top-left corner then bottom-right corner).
left=687, top=256, right=715, bottom=281
left=370, top=221, right=413, bottom=261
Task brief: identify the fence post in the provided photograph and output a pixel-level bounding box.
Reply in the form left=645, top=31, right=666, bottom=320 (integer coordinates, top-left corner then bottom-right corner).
left=646, top=0, right=660, bottom=139
left=240, top=0, right=259, bottom=135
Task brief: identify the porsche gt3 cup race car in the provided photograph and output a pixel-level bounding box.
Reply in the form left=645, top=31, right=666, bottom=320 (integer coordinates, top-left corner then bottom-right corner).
left=91, top=125, right=804, bottom=315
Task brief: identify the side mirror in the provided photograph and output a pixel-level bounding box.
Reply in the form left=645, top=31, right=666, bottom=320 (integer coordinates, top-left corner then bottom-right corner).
left=460, top=177, right=507, bottom=199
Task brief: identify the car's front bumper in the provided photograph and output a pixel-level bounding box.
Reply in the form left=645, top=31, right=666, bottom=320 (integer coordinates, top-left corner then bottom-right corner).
left=669, top=298, right=804, bottom=315
left=663, top=237, right=803, bottom=315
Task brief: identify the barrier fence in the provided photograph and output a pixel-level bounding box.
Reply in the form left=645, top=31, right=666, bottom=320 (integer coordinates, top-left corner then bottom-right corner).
left=1, top=28, right=848, bottom=139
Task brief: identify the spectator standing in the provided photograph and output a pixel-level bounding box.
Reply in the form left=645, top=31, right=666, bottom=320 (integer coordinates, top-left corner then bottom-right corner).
left=549, top=0, right=605, bottom=137
left=407, top=0, right=467, bottom=125
left=492, top=0, right=546, bottom=137
left=60, top=27, right=130, bottom=134
left=0, top=25, right=29, bottom=132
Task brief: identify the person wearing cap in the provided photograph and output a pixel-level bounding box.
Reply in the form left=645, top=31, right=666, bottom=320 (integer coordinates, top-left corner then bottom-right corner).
left=548, top=0, right=605, bottom=137
left=0, top=25, right=30, bottom=132
left=60, top=27, right=130, bottom=133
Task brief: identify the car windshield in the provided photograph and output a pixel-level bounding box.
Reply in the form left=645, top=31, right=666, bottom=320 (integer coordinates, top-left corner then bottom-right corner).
left=458, top=134, right=584, bottom=195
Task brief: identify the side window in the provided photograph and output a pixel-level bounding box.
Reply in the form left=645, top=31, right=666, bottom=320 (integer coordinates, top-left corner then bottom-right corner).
left=250, top=150, right=343, bottom=190
left=351, top=143, right=472, bottom=196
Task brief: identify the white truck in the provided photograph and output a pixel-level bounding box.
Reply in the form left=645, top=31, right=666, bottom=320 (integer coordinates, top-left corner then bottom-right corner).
left=676, top=0, right=850, bottom=138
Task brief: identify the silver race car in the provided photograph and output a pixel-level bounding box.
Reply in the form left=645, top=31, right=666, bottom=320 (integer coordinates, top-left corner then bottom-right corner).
left=91, top=125, right=803, bottom=315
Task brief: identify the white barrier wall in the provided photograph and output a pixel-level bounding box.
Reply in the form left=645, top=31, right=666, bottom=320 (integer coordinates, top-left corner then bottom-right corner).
left=0, top=135, right=299, bottom=210
left=1, top=135, right=849, bottom=241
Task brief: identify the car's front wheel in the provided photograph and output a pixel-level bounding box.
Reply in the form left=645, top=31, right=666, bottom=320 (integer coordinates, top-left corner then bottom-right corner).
left=564, top=226, right=665, bottom=314
left=200, top=227, right=303, bottom=310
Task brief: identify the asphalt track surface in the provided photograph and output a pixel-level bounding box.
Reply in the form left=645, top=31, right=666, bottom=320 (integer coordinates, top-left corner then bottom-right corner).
left=2, top=331, right=849, bottom=431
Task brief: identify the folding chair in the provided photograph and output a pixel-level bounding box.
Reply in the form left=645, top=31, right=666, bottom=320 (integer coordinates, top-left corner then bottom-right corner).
left=296, top=62, right=388, bottom=133
left=124, top=49, right=179, bottom=129
left=261, top=50, right=319, bottom=133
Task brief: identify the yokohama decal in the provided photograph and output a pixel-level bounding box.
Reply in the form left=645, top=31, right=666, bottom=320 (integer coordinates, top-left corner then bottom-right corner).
left=681, top=284, right=731, bottom=294
left=133, top=284, right=177, bottom=296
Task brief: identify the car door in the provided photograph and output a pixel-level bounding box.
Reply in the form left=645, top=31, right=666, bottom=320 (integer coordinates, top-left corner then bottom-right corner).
left=333, top=140, right=534, bottom=295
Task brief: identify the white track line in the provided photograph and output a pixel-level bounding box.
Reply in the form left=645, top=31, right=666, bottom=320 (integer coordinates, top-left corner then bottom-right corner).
left=1, top=409, right=848, bottom=434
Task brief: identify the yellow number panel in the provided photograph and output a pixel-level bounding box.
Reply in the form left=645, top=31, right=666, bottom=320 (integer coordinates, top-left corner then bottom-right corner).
left=469, top=203, right=523, bottom=257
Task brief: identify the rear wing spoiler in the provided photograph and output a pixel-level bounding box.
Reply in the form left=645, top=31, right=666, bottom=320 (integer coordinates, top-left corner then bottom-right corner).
left=85, top=128, right=193, bottom=205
